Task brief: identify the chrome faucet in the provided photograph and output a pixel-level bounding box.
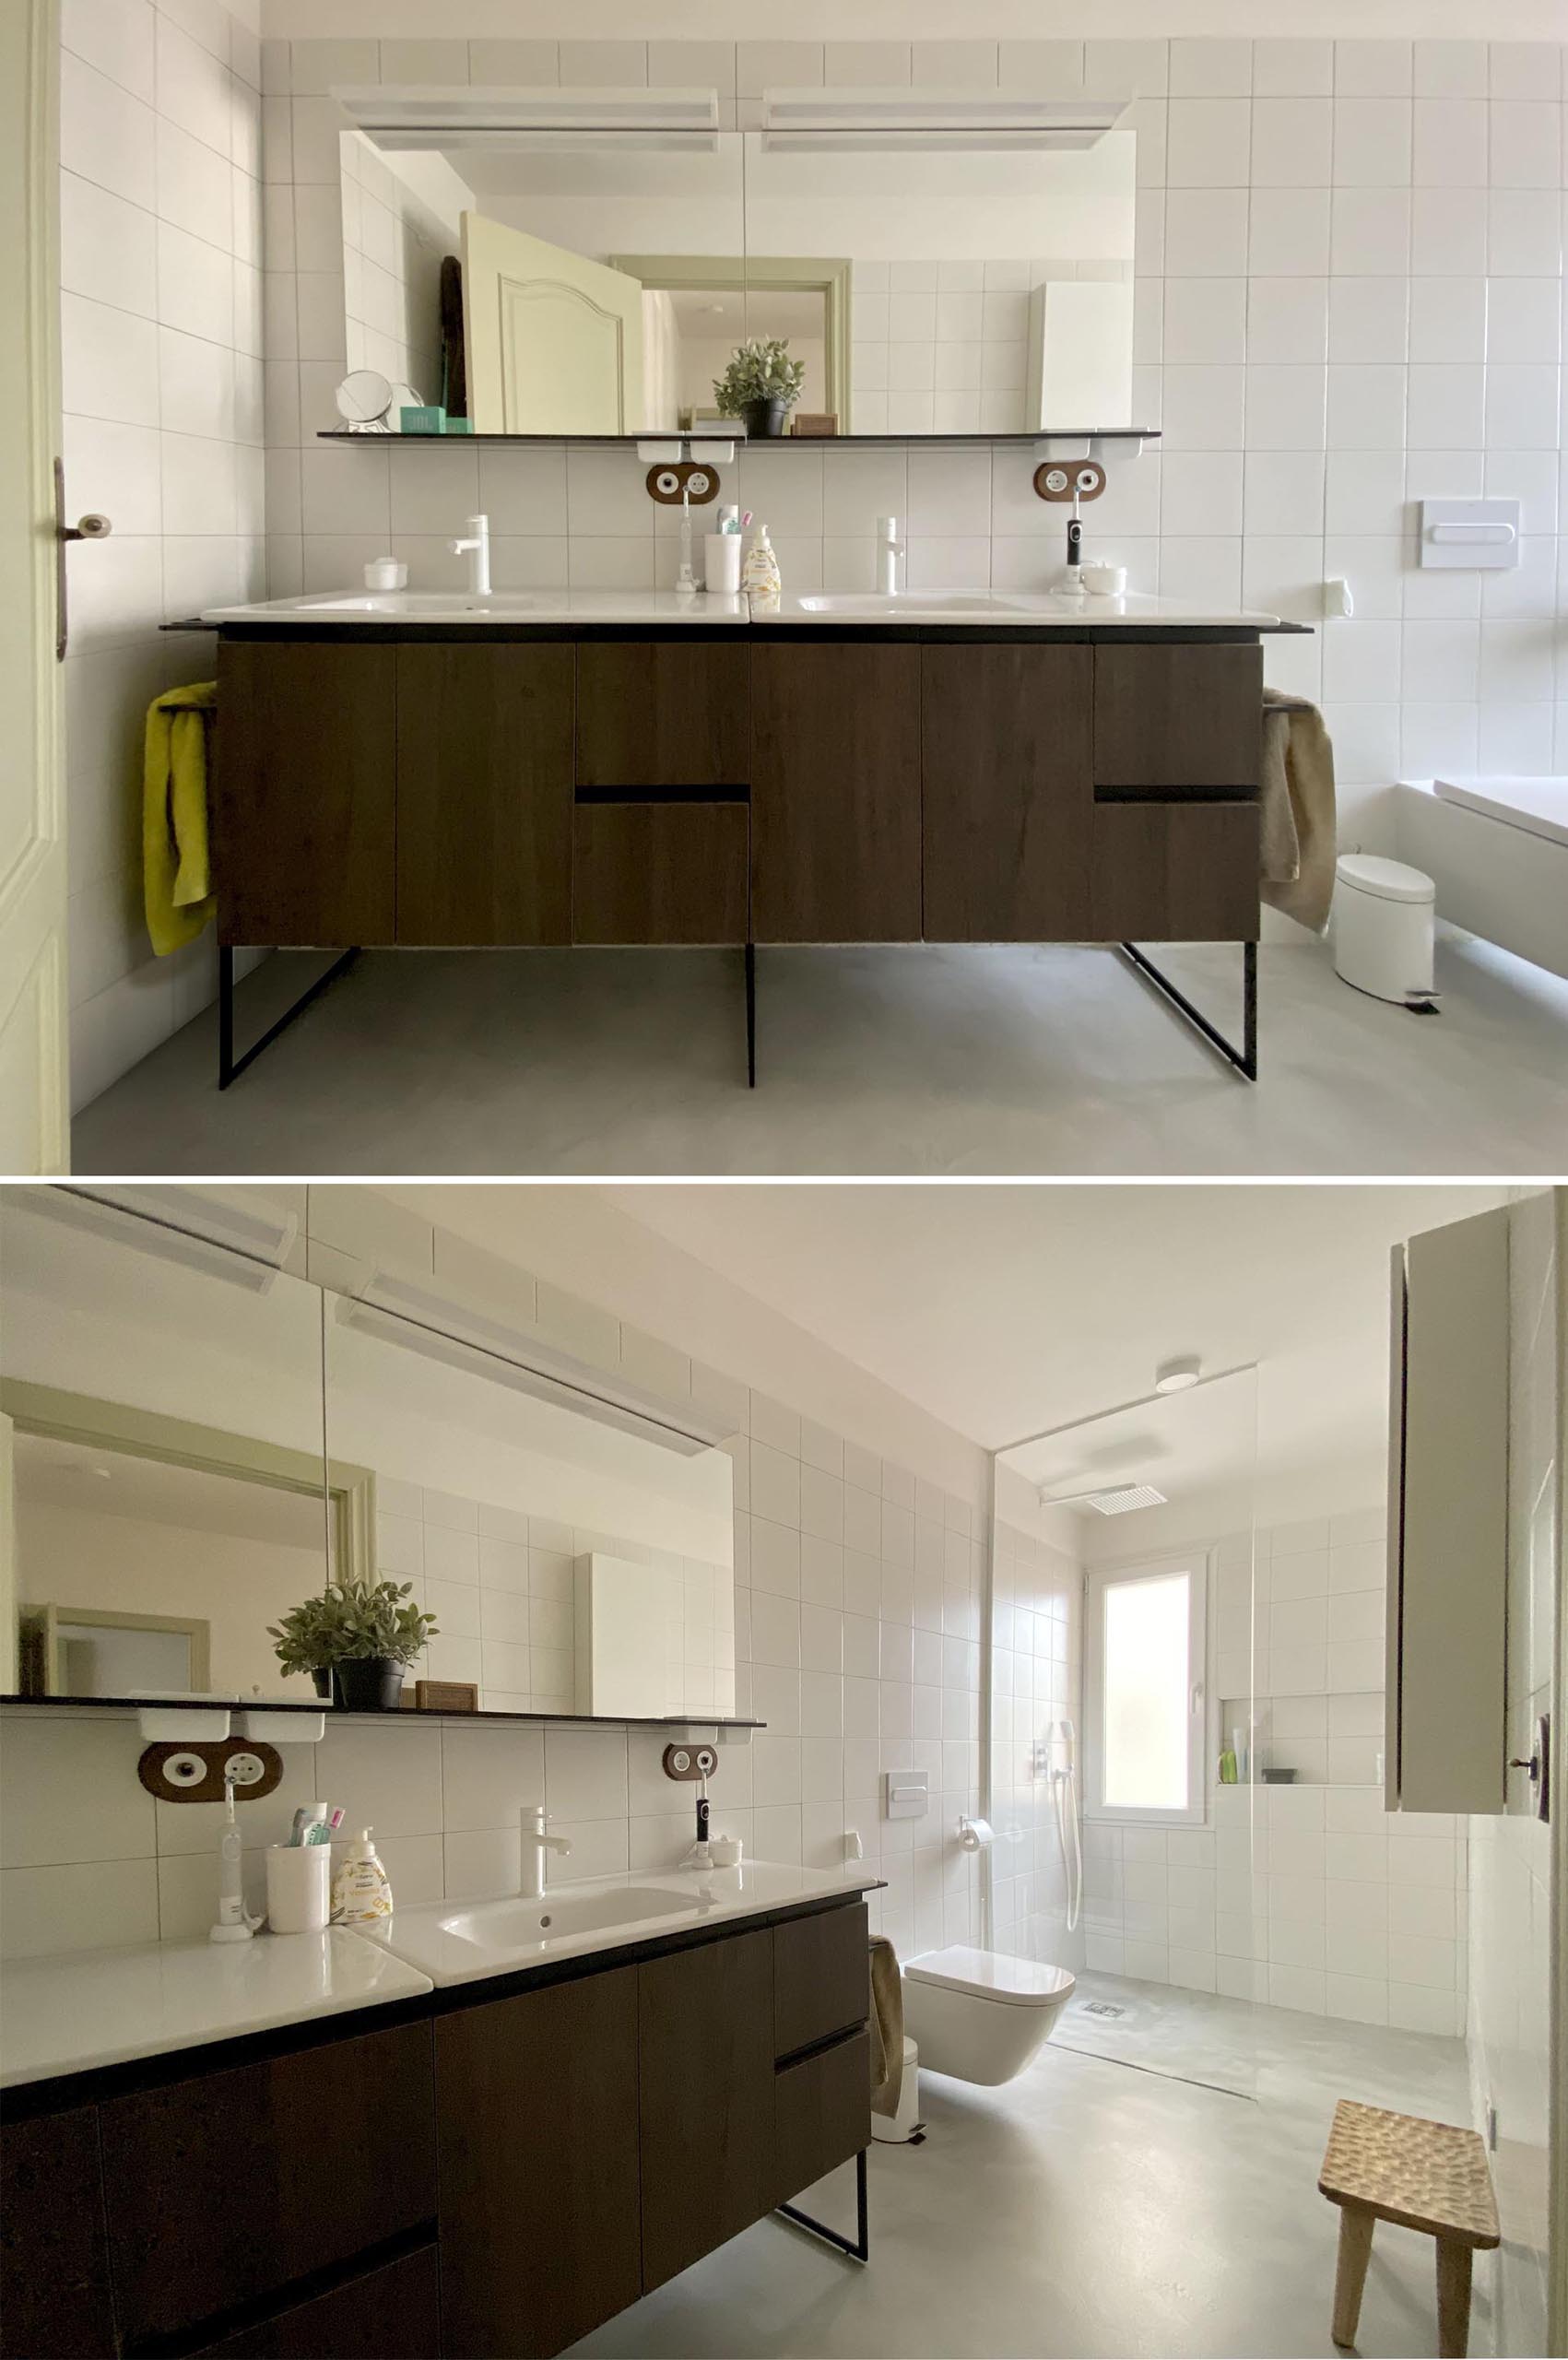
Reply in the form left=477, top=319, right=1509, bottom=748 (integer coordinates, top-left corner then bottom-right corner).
left=449, top=512, right=491, bottom=596
left=876, top=515, right=905, bottom=596
left=520, top=1803, right=572, bottom=1899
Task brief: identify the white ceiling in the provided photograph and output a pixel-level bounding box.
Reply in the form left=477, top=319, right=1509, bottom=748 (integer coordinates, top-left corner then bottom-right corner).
left=15, top=1434, right=325, bottom=1551
left=602, top=1184, right=1508, bottom=1479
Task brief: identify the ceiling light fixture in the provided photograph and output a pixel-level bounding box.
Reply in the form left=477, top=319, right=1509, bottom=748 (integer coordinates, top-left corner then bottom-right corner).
left=1153, top=1354, right=1202, bottom=1394
left=1040, top=1481, right=1168, bottom=1516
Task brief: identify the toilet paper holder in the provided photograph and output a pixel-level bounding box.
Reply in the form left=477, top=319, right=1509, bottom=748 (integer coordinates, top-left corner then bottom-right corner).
left=957, top=1815, right=996, bottom=1851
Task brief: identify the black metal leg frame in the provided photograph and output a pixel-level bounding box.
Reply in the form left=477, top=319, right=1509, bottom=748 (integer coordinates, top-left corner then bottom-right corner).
left=218, top=945, right=360, bottom=1089
left=776, top=2145, right=869, bottom=2263
left=1117, top=938, right=1257, bottom=1081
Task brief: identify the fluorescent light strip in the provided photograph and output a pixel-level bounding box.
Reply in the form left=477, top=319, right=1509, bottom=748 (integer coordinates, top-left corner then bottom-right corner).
left=337, top=1275, right=730, bottom=1457
left=760, top=88, right=1124, bottom=137
left=25, top=1189, right=282, bottom=1294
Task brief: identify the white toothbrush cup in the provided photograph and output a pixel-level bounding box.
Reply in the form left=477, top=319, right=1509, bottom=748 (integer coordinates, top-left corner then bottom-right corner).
left=266, top=1843, right=332, bottom=1934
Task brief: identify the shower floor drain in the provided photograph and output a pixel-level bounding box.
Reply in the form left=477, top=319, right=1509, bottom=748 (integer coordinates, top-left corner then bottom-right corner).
left=1079, top=2000, right=1127, bottom=2019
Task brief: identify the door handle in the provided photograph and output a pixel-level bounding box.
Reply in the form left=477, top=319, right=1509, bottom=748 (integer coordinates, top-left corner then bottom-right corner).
left=53, top=456, right=112, bottom=661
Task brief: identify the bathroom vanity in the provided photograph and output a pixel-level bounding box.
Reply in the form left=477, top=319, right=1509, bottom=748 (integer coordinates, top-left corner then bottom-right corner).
left=0, top=1882, right=876, bottom=2360
left=198, top=591, right=1292, bottom=1084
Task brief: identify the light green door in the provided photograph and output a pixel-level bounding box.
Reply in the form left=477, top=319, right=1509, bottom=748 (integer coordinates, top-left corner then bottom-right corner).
left=461, top=211, right=645, bottom=434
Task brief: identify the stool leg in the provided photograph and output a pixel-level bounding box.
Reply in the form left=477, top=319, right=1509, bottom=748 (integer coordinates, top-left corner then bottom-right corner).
left=1435, top=2239, right=1472, bottom=2359
left=1332, top=2205, right=1375, bottom=2349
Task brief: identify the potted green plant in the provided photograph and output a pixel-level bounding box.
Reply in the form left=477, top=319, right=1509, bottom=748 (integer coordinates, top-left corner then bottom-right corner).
left=713, top=336, right=807, bottom=439
left=268, top=1578, right=438, bottom=1711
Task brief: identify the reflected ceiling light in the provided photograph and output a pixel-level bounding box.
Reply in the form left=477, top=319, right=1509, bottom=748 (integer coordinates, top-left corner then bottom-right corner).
left=1153, top=1355, right=1202, bottom=1394
left=336, top=84, right=720, bottom=147
left=336, top=1272, right=731, bottom=1457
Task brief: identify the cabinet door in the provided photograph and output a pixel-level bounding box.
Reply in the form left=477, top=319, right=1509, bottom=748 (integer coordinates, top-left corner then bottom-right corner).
left=576, top=642, right=749, bottom=788
left=750, top=644, right=922, bottom=941
left=639, top=1929, right=776, bottom=2292
left=215, top=642, right=396, bottom=946
left=395, top=644, right=574, bottom=945
left=1090, top=803, right=1259, bottom=941
left=923, top=644, right=1092, bottom=939
left=98, top=2022, right=436, bottom=2347
left=193, top=2245, right=440, bottom=2358
left=436, top=1970, right=641, bottom=2359
left=1092, top=644, right=1261, bottom=792
left=0, top=2107, right=116, bottom=2359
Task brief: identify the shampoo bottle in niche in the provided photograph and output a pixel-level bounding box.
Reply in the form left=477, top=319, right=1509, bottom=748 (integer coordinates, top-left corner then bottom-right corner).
left=742, top=523, right=782, bottom=612
left=331, top=1827, right=393, bottom=1924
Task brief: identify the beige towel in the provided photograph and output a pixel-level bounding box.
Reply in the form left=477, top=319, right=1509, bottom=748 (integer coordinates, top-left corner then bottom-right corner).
left=868, top=1936, right=904, bottom=2119
left=1259, top=686, right=1338, bottom=935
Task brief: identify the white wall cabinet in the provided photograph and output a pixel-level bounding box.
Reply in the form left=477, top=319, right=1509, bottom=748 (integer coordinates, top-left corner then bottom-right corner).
left=1386, top=1206, right=1510, bottom=1814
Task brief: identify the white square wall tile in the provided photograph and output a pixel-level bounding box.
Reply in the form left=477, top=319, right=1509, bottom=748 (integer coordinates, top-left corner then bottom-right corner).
left=1166, top=99, right=1251, bottom=187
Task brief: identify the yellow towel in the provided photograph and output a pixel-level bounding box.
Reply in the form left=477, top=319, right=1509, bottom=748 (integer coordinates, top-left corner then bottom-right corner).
left=143, top=681, right=217, bottom=956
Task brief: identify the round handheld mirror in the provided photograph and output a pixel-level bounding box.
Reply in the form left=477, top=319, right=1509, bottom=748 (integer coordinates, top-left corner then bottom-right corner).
left=335, top=370, right=394, bottom=430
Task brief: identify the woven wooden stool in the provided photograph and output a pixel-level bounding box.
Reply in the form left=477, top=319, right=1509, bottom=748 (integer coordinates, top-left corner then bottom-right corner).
left=1318, top=2099, right=1500, bottom=2357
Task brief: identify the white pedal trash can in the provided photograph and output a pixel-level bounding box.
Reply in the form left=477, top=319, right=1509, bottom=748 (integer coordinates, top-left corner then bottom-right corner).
left=871, top=2036, right=922, bottom=2143
left=1332, top=854, right=1437, bottom=1007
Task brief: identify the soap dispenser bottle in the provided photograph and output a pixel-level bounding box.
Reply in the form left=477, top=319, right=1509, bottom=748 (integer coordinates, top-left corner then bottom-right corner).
left=331, top=1827, right=394, bottom=1925
left=741, top=523, right=782, bottom=612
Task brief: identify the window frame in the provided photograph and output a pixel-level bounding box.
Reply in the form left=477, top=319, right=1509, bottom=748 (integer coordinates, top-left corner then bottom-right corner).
left=1083, top=1549, right=1210, bottom=1829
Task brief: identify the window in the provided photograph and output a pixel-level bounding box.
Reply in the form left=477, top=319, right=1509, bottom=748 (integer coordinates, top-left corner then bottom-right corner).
left=1085, top=1553, right=1208, bottom=1826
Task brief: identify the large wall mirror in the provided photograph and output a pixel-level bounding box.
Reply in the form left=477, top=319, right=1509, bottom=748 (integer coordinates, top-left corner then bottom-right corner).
left=336, top=88, right=1136, bottom=437
left=1, top=1191, right=736, bottom=1722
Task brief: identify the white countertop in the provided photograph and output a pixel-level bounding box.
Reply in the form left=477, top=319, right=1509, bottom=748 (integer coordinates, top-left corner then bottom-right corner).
left=0, top=1929, right=433, bottom=2089
left=195, top=587, right=1285, bottom=631
left=367, top=1859, right=883, bottom=1988
left=197, top=589, right=749, bottom=627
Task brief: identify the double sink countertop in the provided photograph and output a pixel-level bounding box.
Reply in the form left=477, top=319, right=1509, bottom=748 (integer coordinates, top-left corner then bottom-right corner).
left=1, top=1859, right=885, bottom=2091
left=195, top=587, right=1293, bottom=631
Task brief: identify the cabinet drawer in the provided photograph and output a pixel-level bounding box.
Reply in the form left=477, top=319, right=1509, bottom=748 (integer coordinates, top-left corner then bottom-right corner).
left=193, top=2245, right=440, bottom=2357
left=773, top=1903, right=868, bottom=2060
left=572, top=801, right=749, bottom=944
left=576, top=642, right=749, bottom=787
left=98, top=2022, right=436, bottom=2346
left=1092, top=644, right=1261, bottom=792
left=1091, top=802, right=1259, bottom=942
left=774, top=2030, right=870, bottom=2207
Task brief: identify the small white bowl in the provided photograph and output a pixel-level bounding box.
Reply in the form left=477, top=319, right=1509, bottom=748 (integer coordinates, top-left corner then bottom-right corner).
left=1081, top=562, right=1127, bottom=596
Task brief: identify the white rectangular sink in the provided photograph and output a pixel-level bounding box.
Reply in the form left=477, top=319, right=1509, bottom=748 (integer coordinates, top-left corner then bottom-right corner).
left=289, top=592, right=548, bottom=619
left=443, top=1885, right=693, bottom=1952
left=368, top=1859, right=883, bottom=1987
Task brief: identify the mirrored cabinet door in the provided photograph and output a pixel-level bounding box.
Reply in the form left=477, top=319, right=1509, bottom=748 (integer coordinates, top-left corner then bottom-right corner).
left=1, top=1191, right=329, bottom=1705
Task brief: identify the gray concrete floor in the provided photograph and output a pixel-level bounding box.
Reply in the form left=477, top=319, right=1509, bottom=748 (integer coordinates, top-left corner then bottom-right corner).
left=571, top=1982, right=1476, bottom=2359
left=73, top=933, right=1568, bottom=1177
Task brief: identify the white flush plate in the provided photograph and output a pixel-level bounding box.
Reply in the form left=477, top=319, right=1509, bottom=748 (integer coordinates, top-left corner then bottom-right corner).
left=1419, top=498, right=1520, bottom=570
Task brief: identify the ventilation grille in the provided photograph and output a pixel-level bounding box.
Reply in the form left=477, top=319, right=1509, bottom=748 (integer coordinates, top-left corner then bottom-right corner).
left=1081, top=1483, right=1167, bottom=1516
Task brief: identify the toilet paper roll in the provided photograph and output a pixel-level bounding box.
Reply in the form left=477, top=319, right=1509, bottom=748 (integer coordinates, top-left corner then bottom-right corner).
left=957, top=1816, right=996, bottom=1851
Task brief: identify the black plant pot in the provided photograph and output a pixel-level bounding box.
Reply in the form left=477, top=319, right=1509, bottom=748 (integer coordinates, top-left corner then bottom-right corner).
left=740, top=395, right=789, bottom=439
left=311, top=1667, right=334, bottom=1699
left=334, top=1656, right=405, bottom=1710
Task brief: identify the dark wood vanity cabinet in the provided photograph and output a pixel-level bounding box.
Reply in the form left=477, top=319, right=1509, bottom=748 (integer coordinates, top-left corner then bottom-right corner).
left=1, top=1902, right=872, bottom=2360
left=922, top=643, right=1094, bottom=940
left=395, top=644, right=574, bottom=945
left=211, top=631, right=1266, bottom=964
left=750, top=643, right=924, bottom=942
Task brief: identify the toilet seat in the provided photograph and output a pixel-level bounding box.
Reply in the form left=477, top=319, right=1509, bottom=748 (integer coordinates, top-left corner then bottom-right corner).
left=904, top=1944, right=1076, bottom=2006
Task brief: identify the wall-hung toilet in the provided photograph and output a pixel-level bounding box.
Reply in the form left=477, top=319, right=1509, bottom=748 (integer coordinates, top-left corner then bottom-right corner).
left=901, top=1946, right=1076, bottom=2086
